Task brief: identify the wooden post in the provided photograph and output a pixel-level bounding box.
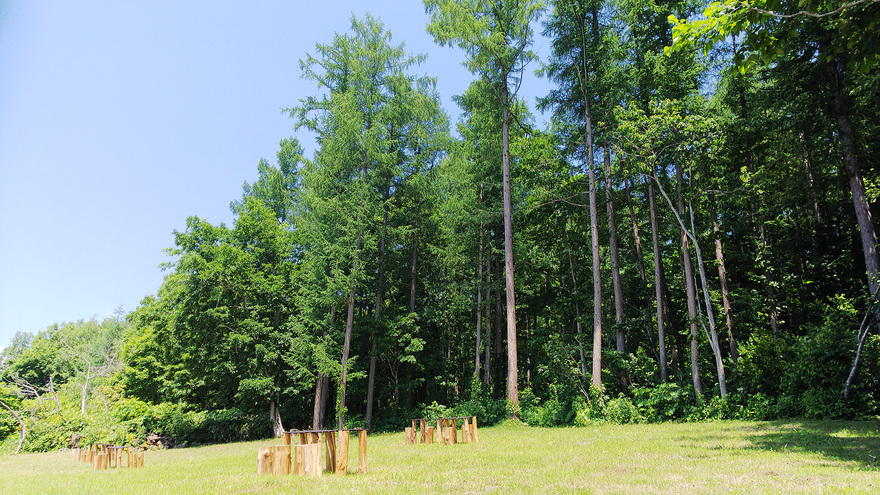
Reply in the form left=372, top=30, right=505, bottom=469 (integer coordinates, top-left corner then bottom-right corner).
left=420, top=419, right=426, bottom=443
left=273, top=445, right=291, bottom=475
left=298, top=432, right=308, bottom=444
left=425, top=427, right=434, bottom=445
left=310, top=432, right=320, bottom=444
left=358, top=430, right=367, bottom=474
left=404, top=427, right=415, bottom=445
left=309, top=443, right=322, bottom=477
left=324, top=432, right=336, bottom=472
left=94, top=453, right=108, bottom=470
left=86, top=450, right=94, bottom=463
left=462, top=417, right=470, bottom=444
left=303, top=444, right=315, bottom=476
left=336, top=430, right=349, bottom=475
left=437, top=419, right=442, bottom=440
left=257, top=447, right=273, bottom=475
left=131, top=451, right=144, bottom=468
left=283, top=431, right=292, bottom=446
left=71, top=448, right=79, bottom=461
left=472, top=416, right=479, bottom=442
left=441, top=427, right=452, bottom=445
left=293, top=445, right=306, bottom=475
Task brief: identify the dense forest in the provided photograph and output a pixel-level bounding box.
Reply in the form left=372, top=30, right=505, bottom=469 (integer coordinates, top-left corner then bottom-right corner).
left=3, top=0, right=879, bottom=453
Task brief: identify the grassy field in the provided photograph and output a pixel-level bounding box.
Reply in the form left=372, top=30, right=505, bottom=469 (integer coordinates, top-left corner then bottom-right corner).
left=1, top=420, right=879, bottom=494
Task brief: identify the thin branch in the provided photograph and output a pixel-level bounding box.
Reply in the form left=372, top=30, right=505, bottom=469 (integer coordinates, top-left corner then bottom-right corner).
left=746, top=0, right=878, bottom=19
left=0, top=399, right=26, bottom=454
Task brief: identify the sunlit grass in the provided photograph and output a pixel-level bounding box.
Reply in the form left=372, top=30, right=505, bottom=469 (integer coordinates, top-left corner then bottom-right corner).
left=1, top=420, right=878, bottom=494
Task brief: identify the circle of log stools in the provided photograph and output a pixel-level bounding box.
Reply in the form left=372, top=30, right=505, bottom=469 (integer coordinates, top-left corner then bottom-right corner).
left=258, top=429, right=367, bottom=476
left=71, top=443, right=143, bottom=470
left=406, top=416, right=478, bottom=445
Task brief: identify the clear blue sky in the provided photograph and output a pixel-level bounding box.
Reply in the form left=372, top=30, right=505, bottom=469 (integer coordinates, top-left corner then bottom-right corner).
left=0, top=1, right=551, bottom=349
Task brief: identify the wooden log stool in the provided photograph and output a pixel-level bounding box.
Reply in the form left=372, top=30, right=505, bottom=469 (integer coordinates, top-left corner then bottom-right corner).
left=130, top=450, right=144, bottom=468
left=93, top=453, right=109, bottom=470
left=293, top=444, right=306, bottom=475
left=273, top=445, right=291, bottom=475
left=425, top=426, right=434, bottom=445
left=108, top=446, right=125, bottom=468
left=335, top=430, right=349, bottom=475
left=358, top=429, right=367, bottom=474
left=257, top=447, right=274, bottom=475
left=304, top=443, right=321, bottom=477
left=472, top=416, right=479, bottom=442
left=324, top=432, right=336, bottom=472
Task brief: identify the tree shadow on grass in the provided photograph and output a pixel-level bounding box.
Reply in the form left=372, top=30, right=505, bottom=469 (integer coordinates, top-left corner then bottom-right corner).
left=742, top=420, right=880, bottom=469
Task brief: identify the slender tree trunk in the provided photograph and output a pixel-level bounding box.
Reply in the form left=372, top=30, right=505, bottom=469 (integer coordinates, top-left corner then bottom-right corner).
left=0, top=399, right=25, bottom=454
left=476, top=184, right=484, bottom=379
left=565, top=229, right=588, bottom=375
left=603, top=143, right=625, bottom=353
left=80, top=367, right=91, bottom=416
left=711, top=195, right=738, bottom=364
left=627, top=177, right=655, bottom=352
left=652, top=166, right=727, bottom=398
left=484, top=250, right=492, bottom=384
left=411, top=232, right=418, bottom=313
left=366, top=201, right=389, bottom=431
left=312, top=371, right=326, bottom=430
left=339, top=284, right=355, bottom=430
left=676, top=162, right=703, bottom=397
left=495, top=251, right=503, bottom=395
left=648, top=179, right=668, bottom=381
left=313, top=308, right=334, bottom=429
left=626, top=178, right=647, bottom=285
left=501, top=75, right=519, bottom=414
left=826, top=61, right=880, bottom=300
left=269, top=399, right=285, bottom=437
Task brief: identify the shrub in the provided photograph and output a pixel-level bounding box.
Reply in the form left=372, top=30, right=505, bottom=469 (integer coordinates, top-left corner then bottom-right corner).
left=631, top=383, right=696, bottom=422
left=605, top=394, right=641, bottom=424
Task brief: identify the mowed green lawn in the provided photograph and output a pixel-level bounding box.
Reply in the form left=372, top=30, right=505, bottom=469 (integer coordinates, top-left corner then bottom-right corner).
left=1, top=420, right=878, bottom=494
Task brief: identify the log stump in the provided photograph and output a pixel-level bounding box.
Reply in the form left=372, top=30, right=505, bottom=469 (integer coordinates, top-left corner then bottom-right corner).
left=358, top=430, right=367, bottom=474
left=293, top=444, right=306, bottom=475
left=257, top=447, right=273, bottom=475
left=273, top=445, right=291, bottom=475
left=324, top=432, right=336, bottom=472
left=336, top=430, right=349, bottom=475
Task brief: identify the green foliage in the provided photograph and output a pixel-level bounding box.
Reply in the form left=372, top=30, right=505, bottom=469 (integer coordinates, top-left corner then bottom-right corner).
left=777, top=296, right=862, bottom=419
left=420, top=401, right=453, bottom=421
left=631, top=383, right=697, bottom=422
left=605, top=395, right=642, bottom=424
left=521, top=385, right=578, bottom=427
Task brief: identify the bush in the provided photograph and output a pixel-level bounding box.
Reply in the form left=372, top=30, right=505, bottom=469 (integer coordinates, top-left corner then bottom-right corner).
left=605, top=395, right=641, bottom=424
left=521, top=385, right=578, bottom=427
left=631, top=383, right=696, bottom=422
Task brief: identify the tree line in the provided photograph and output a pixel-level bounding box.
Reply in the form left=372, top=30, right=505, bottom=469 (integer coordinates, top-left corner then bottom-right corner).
left=3, top=0, right=879, bottom=452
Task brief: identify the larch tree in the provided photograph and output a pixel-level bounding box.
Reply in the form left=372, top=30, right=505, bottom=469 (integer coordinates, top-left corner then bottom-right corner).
left=425, top=0, right=545, bottom=417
